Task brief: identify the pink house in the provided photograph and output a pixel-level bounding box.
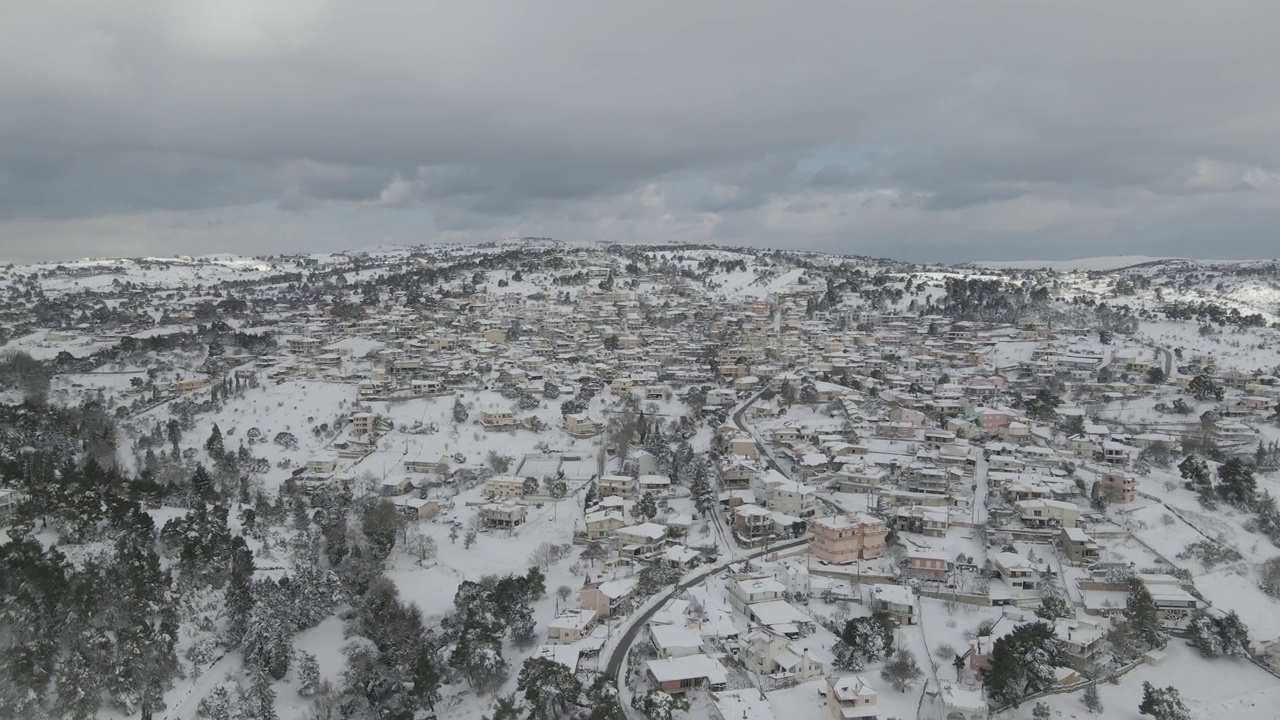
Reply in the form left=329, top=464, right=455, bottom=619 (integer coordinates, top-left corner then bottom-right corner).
left=977, top=409, right=1013, bottom=429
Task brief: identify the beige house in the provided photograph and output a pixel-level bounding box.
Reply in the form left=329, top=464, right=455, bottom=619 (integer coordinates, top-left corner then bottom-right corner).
left=1100, top=470, right=1137, bottom=503
left=483, top=475, right=528, bottom=500
left=547, top=609, right=597, bottom=644
left=479, top=502, right=527, bottom=529
left=826, top=675, right=879, bottom=720
left=480, top=410, right=519, bottom=431
left=581, top=578, right=637, bottom=618
left=1061, top=527, right=1100, bottom=564
left=1015, top=499, right=1079, bottom=529
left=598, top=474, right=636, bottom=499
left=565, top=412, right=603, bottom=438
left=809, top=514, right=888, bottom=564
left=583, top=510, right=626, bottom=540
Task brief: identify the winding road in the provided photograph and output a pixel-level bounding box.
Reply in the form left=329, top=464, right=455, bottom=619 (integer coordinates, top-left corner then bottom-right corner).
left=605, top=538, right=809, bottom=711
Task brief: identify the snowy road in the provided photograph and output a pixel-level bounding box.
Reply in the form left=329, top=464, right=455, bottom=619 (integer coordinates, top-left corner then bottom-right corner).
left=971, top=455, right=989, bottom=525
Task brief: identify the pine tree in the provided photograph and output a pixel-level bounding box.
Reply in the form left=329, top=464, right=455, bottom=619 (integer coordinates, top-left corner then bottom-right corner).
left=1138, top=681, right=1191, bottom=720
left=1123, top=578, right=1168, bottom=651
left=639, top=689, right=690, bottom=720
left=411, top=645, right=441, bottom=712
left=245, top=668, right=278, bottom=720
left=880, top=648, right=923, bottom=692
left=226, top=535, right=255, bottom=644
left=296, top=651, right=321, bottom=697
left=1217, top=458, right=1257, bottom=507
left=1082, top=680, right=1104, bottom=714
left=1032, top=702, right=1051, bottom=720
left=205, top=423, right=224, bottom=457
left=1035, top=593, right=1072, bottom=621
left=1187, top=611, right=1223, bottom=658
left=982, top=621, right=1067, bottom=706
left=517, top=657, right=583, bottom=720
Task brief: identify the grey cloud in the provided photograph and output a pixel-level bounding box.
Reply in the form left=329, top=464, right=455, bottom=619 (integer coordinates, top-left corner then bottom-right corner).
left=1, top=1, right=1280, bottom=261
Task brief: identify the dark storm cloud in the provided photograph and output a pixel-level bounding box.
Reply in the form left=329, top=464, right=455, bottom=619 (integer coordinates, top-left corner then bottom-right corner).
left=1, top=1, right=1279, bottom=262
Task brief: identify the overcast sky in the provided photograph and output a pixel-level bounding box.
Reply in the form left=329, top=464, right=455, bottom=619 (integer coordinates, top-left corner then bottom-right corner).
left=2, top=1, right=1278, bottom=264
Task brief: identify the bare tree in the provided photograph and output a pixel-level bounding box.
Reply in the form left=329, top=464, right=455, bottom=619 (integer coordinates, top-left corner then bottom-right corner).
left=407, top=527, right=438, bottom=566
left=531, top=542, right=559, bottom=571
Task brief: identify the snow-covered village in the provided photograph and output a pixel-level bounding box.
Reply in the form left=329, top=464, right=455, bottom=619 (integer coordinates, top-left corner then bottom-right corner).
left=1, top=243, right=1279, bottom=720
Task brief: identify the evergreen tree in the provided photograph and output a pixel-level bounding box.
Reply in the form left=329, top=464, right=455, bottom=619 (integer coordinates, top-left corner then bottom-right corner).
left=411, top=646, right=442, bottom=712
left=880, top=648, right=923, bottom=692
left=1082, top=681, right=1103, bottom=714
left=1216, top=458, right=1257, bottom=507
left=245, top=668, right=279, bottom=720
left=982, top=621, right=1067, bottom=706
left=205, top=423, right=225, bottom=457
left=517, top=657, right=583, bottom=720
left=1138, top=681, right=1191, bottom=720
left=1032, top=702, right=1051, bottom=720
left=226, top=535, right=255, bottom=644
left=296, top=651, right=321, bottom=697
left=1187, top=610, right=1223, bottom=658
left=639, top=689, right=690, bottom=720
left=1123, top=577, right=1168, bottom=651
left=581, top=677, right=624, bottom=720
left=1035, top=592, right=1072, bottom=621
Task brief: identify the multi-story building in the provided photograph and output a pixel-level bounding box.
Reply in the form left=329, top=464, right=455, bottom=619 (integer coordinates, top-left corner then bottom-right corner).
left=482, top=475, right=527, bottom=500
left=547, top=609, right=597, bottom=644
left=809, top=514, right=888, bottom=564
left=826, top=675, right=880, bottom=720
left=1099, top=470, right=1137, bottom=503
left=598, top=474, right=636, bottom=499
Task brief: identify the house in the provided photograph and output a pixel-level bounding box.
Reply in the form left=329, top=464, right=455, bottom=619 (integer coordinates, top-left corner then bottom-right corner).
left=478, top=502, right=526, bottom=529
left=615, top=522, right=669, bottom=558
left=392, top=496, right=438, bottom=519
left=598, top=474, right=636, bottom=500
left=809, top=514, right=888, bottom=564
left=1054, top=618, right=1109, bottom=670
left=581, top=578, right=637, bottom=618
left=870, top=584, right=916, bottom=625
left=0, top=488, right=27, bottom=524
left=648, top=623, right=706, bottom=659
left=306, top=454, right=339, bottom=475
left=727, top=575, right=786, bottom=614
left=907, top=549, right=950, bottom=579
left=991, top=552, right=1039, bottom=591
left=1015, top=498, right=1079, bottom=528
left=1101, top=441, right=1133, bottom=465
left=1099, top=470, right=1137, bottom=503
left=638, top=474, right=673, bottom=495
left=483, top=475, right=528, bottom=500
left=711, top=689, right=777, bottom=720
left=766, top=480, right=817, bottom=518
left=403, top=456, right=449, bottom=475
left=547, top=609, right=597, bottom=645
left=938, top=682, right=987, bottom=720
left=1136, top=574, right=1202, bottom=626
left=733, top=504, right=775, bottom=542
left=661, top=544, right=701, bottom=570
left=350, top=412, right=377, bottom=437
left=894, top=505, right=948, bottom=537
left=565, top=412, right=603, bottom=438
left=583, top=510, right=626, bottom=540
left=1264, top=638, right=1280, bottom=675
left=377, top=476, right=413, bottom=496
left=739, top=628, right=825, bottom=682
left=729, top=436, right=759, bottom=458
left=646, top=654, right=728, bottom=694
left=1060, top=527, right=1100, bottom=564
left=826, top=675, right=879, bottom=720
left=480, top=410, right=519, bottom=431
